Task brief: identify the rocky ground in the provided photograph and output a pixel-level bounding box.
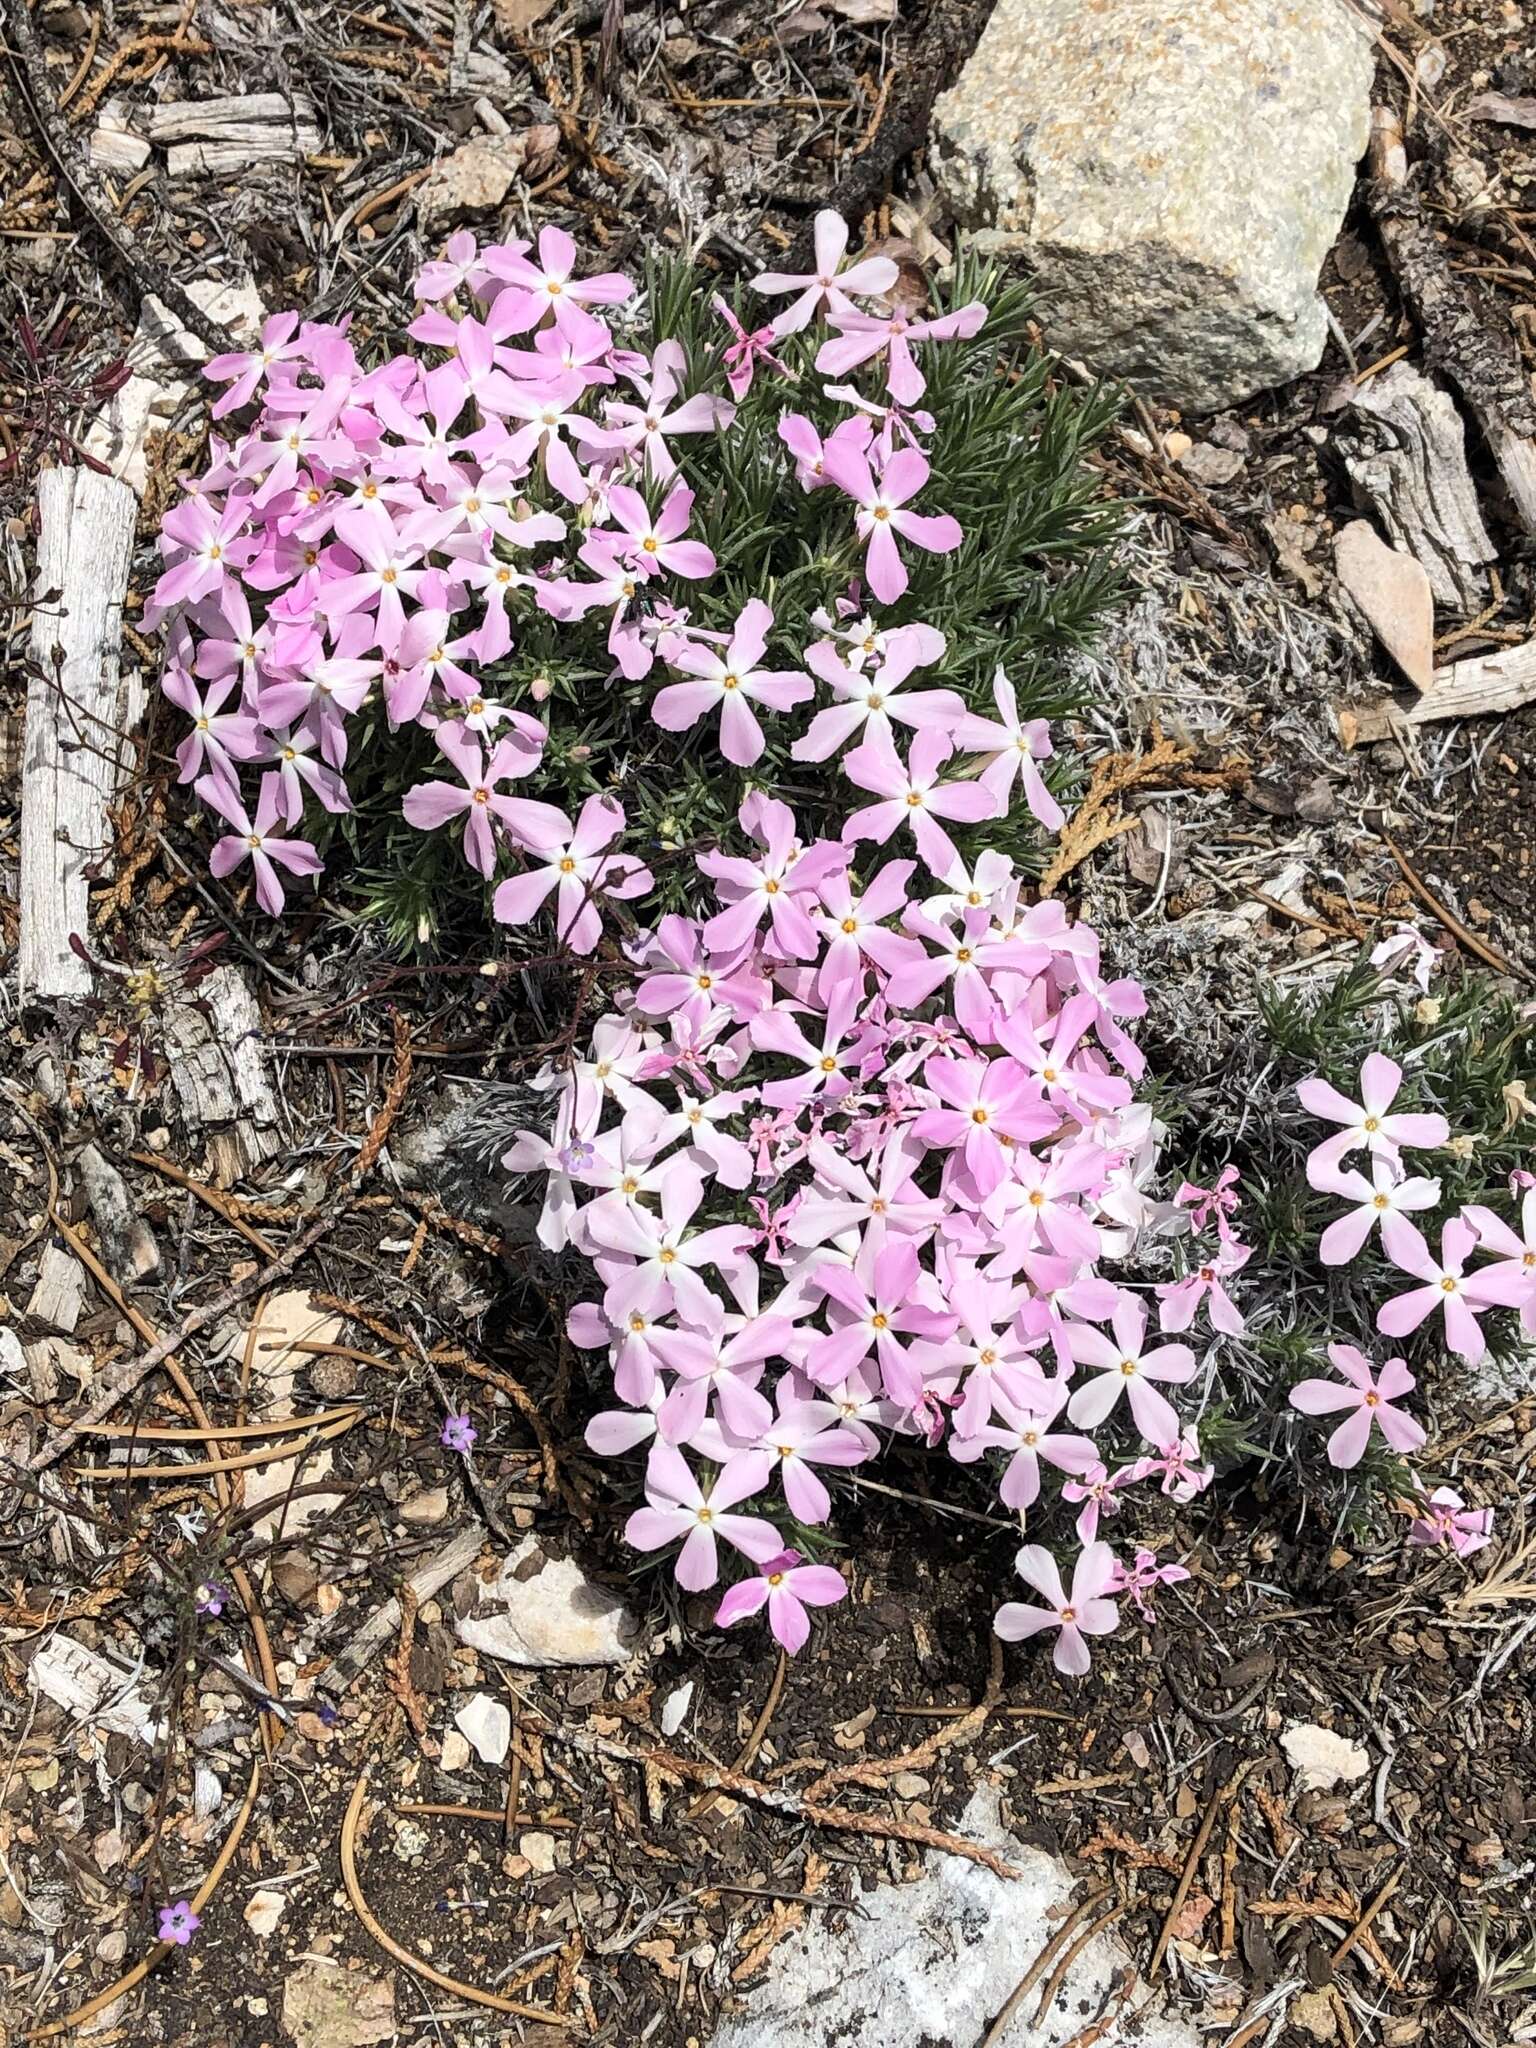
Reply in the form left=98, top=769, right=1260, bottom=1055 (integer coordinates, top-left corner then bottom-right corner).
left=2, top=0, right=1535, bottom=2043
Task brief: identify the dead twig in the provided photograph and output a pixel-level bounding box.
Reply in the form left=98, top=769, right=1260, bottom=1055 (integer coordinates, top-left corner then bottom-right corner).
left=1381, top=834, right=1529, bottom=981
left=979, top=1886, right=1113, bottom=2048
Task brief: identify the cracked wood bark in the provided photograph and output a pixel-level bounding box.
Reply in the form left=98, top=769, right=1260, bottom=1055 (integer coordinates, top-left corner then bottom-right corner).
left=17, top=467, right=139, bottom=1003
left=162, top=964, right=284, bottom=1186
left=1367, top=105, right=1536, bottom=536
left=1344, top=362, right=1496, bottom=611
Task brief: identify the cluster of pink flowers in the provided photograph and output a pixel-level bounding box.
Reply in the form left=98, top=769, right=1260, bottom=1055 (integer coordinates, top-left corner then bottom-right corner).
left=1289, top=1054, right=1530, bottom=1540
left=149, top=214, right=997, bottom=945
left=507, top=777, right=1234, bottom=1668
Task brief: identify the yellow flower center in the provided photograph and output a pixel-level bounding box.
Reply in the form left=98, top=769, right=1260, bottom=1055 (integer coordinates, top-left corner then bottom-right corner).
left=1373, top=1194, right=1390, bottom=1210
left=1119, top=1358, right=1137, bottom=1377
left=472, top=787, right=490, bottom=804
left=1363, top=1116, right=1380, bottom=1132
left=873, top=505, right=890, bottom=521
left=559, top=857, right=576, bottom=873
left=722, top=673, right=740, bottom=691
left=871, top=1313, right=889, bottom=1330
left=642, top=536, right=659, bottom=553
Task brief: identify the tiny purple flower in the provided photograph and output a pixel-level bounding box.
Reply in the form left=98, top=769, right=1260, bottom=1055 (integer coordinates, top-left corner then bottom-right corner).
left=158, top=1900, right=201, bottom=1945
left=441, top=1412, right=478, bottom=1454
left=195, top=1580, right=229, bottom=1617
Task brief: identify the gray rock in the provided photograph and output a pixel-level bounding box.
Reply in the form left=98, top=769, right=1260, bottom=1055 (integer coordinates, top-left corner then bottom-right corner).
left=455, top=1535, right=638, bottom=1668
left=932, top=0, right=1374, bottom=412
left=713, top=1786, right=1199, bottom=2048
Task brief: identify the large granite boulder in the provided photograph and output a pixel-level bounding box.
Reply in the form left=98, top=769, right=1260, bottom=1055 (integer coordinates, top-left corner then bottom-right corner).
left=932, top=0, right=1374, bottom=412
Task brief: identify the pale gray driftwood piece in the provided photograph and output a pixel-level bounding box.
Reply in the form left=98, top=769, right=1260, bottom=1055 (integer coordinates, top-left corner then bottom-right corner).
left=1347, top=635, right=1536, bottom=742
left=162, top=964, right=283, bottom=1186
left=1344, top=362, right=1496, bottom=611
left=143, top=93, right=319, bottom=141
left=77, top=1143, right=162, bottom=1283
left=17, top=468, right=139, bottom=1003
left=317, top=1522, right=486, bottom=1697
left=27, top=1244, right=86, bottom=1335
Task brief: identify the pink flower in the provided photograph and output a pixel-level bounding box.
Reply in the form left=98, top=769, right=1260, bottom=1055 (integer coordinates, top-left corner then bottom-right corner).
left=715, top=1549, right=847, bottom=1653
left=995, top=1541, right=1120, bottom=1677
left=492, top=794, right=652, bottom=954
left=750, top=209, right=899, bottom=335
left=793, top=625, right=964, bottom=764
left=1289, top=1342, right=1426, bottom=1469
left=954, top=668, right=1063, bottom=831
left=820, top=443, right=963, bottom=604
left=652, top=598, right=811, bottom=766
left=1377, top=1214, right=1528, bottom=1364
left=152, top=492, right=257, bottom=614
left=596, top=338, right=735, bottom=480
left=1173, top=1167, right=1241, bottom=1240
left=197, top=773, right=323, bottom=917
left=948, top=1383, right=1097, bottom=1510
left=815, top=300, right=989, bottom=404
left=1108, top=1547, right=1191, bottom=1621
left=1315, top=1156, right=1441, bottom=1267
left=481, top=224, right=633, bottom=323
left=204, top=310, right=306, bottom=417
left=753, top=1397, right=870, bottom=1522
left=1297, top=1054, right=1449, bottom=1188
left=698, top=795, right=848, bottom=959
left=625, top=1442, right=778, bottom=1590
left=807, top=1236, right=954, bottom=1409
left=1156, top=1241, right=1248, bottom=1337
left=840, top=727, right=998, bottom=880
left=162, top=665, right=262, bottom=795
left=592, top=481, right=716, bottom=581
left=910, top=1052, right=1056, bottom=1201
left=1407, top=1485, right=1493, bottom=1558
left=1064, top=1292, right=1197, bottom=1446
left=402, top=725, right=569, bottom=878
left=1462, top=1189, right=1536, bottom=1334
left=713, top=296, right=789, bottom=400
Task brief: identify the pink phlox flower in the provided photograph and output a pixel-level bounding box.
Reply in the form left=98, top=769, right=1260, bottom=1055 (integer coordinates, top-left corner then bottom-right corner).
left=151, top=490, right=259, bottom=616
left=1010, top=1249, right=1119, bottom=1373
left=1377, top=1214, right=1530, bottom=1364
left=317, top=500, right=428, bottom=651
left=819, top=442, right=963, bottom=604
left=625, top=1440, right=778, bottom=1591
left=1064, top=1290, right=1197, bottom=1446
left=585, top=1167, right=755, bottom=1326
left=713, top=295, right=791, bottom=400
left=196, top=772, right=323, bottom=917
left=652, top=596, right=811, bottom=766
left=1173, top=1165, right=1242, bottom=1240
left=633, top=913, right=768, bottom=1026
left=479, top=224, right=633, bottom=327
left=840, top=725, right=999, bottom=880
left=926, top=1266, right=1055, bottom=1440
left=1370, top=922, right=1439, bottom=994
left=751, top=1394, right=871, bottom=1522
left=812, top=860, right=922, bottom=999
left=1107, top=1548, right=1191, bottom=1621
left=402, top=724, right=569, bottom=878
left=987, top=1144, right=1105, bottom=1268
left=821, top=381, right=936, bottom=462
left=481, top=369, right=603, bottom=502
left=994, top=993, right=1132, bottom=1120
left=370, top=366, right=476, bottom=490
left=1289, top=1342, right=1426, bottom=1468
left=751, top=209, right=899, bottom=335
left=910, top=1051, right=1057, bottom=1201
left=242, top=378, right=358, bottom=509
left=698, top=795, right=849, bottom=960
left=786, top=1131, right=943, bottom=1255
left=652, top=1087, right=756, bottom=1191
left=806, top=1234, right=954, bottom=1409
left=715, top=1548, right=847, bottom=1654
left=1462, top=1191, right=1536, bottom=1334
left=994, top=1541, right=1120, bottom=1677
left=591, top=481, right=717, bottom=581
left=1156, top=1239, right=1249, bottom=1337
left=1407, top=1485, right=1494, bottom=1558
left=1059, top=1462, right=1140, bottom=1545
left=751, top=981, right=868, bottom=1110
left=652, top=1309, right=793, bottom=1446
left=595, top=338, right=736, bottom=480
left=492, top=792, right=652, bottom=954
left=815, top=298, right=989, bottom=403
left=204, top=310, right=307, bottom=417
left=1314, top=1155, right=1442, bottom=1267
left=793, top=625, right=965, bottom=764
left=948, top=1380, right=1097, bottom=1509
left=776, top=409, right=873, bottom=492
left=954, top=667, right=1064, bottom=831
left=1129, top=1430, right=1213, bottom=1503
left=1297, top=1054, right=1449, bottom=1188
left=157, top=1900, right=202, bottom=1946
left=414, top=229, right=485, bottom=303
left=255, top=722, right=351, bottom=826
left=162, top=665, right=262, bottom=795
left=496, top=299, right=620, bottom=387
left=584, top=1381, right=664, bottom=1458
left=746, top=1191, right=805, bottom=1264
